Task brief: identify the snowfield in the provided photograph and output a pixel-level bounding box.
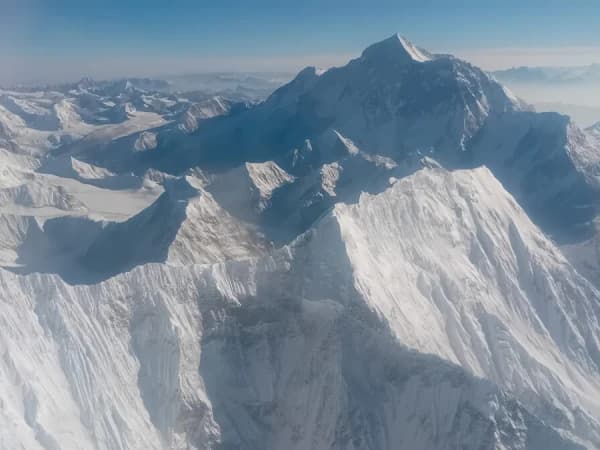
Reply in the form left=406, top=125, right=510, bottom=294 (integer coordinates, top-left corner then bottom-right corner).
left=1, top=35, right=600, bottom=449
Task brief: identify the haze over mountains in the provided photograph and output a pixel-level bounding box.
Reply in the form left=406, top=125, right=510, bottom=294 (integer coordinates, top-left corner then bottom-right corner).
left=493, top=65, right=600, bottom=127
left=1, top=34, right=600, bottom=450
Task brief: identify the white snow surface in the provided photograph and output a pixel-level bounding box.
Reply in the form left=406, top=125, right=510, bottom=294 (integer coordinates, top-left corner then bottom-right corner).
left=0, top=166, right=599, bottom=449
left=334, top=169, right=600, bottom=428
left=397, top=34, right=434, bottom=62
left=587, top=121, right=600, bottom=146
left=207, top=161, right=295, bottom=219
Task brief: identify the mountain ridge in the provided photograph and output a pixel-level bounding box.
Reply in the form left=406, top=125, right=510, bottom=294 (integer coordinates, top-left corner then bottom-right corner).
left=1, top=166, right=599, bottom=449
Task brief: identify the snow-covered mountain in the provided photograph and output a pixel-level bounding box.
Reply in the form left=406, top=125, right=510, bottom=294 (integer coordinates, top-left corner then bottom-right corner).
left=0, top=76, right=258, bottom=162
left=134, top=34, right=599, bottom=242
left=1, top=34, right=600, bottom=450
left=2, top=167, right=600, bottom=450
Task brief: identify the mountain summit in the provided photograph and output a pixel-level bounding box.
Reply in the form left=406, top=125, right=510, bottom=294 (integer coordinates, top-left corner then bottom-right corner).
left=361, top=33, right=435, bottom=63
left=143, top=34, right=597, bottom=242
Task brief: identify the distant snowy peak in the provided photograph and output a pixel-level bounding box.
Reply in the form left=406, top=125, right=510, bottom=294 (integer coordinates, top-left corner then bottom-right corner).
left=251, top=34, right=522, bottom=161
left=361, top=33, right=434, bottom=64
left=0, top=177, right=85, bottom=211
left=70, top=77, right=171, bottom=95
left=178, top=96, right=233, bottom=133
left=587, top=121, right=600, bottom=137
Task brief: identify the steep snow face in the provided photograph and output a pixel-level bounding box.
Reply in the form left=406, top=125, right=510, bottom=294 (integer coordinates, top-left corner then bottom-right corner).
left=224, top=130, right=403, bottom=241
left=566, top=121, right=600, bottom=187
left=330, top=167, right=600, bottom=443
left=245, top=161, right=295, bottom=200
left=207, top=161, right=295, bottom=221
left=178, top=96, right=232, bottom=133
left=69, top=157, right=115, bottom=179
left=562, top=230, right=600, bottom=290
left=0, top=214, right=44, bottom=266
left=80, top=175, right=267, bottom=280
left=0, top=167, right=597, bottom=450
left=587, top=121, right=600, bottom=146
left=0, top=179, right=86, bottom=211
left=468, top=112, right=600, bottom=238
left=0, top=148, right=38, bottom=186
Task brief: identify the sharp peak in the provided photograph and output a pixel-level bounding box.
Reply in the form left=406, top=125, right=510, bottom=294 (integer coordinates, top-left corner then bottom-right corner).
left=362, top=34, right=434, bottom=63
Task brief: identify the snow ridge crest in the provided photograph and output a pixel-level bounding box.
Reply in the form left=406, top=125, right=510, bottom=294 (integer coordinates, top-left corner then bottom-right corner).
left=361, top=33, right=434, bottom=64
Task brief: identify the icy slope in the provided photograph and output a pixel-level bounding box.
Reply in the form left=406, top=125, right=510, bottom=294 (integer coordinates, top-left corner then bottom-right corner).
left=207, top=160, right=295, bottom=222
left=81, top=175, right=267, bottom=279
left=2, top=262, right=584, bottom=450
left=0, top=214, right=46, bottom=267
left=587, top=121, right=600, bottom=146
left=0, top=166, right=598, bottom=449
left=330, top=167, right=600, bottom=440
left=0, top=179, right=86, bottom=211
left=178, top=96, right=233, bottom=133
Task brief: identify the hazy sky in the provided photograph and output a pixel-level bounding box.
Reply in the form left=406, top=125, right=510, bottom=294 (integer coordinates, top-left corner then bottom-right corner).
left=2, top=0, right=600, bottom=84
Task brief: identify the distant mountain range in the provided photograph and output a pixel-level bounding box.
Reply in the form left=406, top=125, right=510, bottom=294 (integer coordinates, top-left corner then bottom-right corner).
left=5, top=72, right=292, bottom=103
left=493, top=64, right=600, bottom=84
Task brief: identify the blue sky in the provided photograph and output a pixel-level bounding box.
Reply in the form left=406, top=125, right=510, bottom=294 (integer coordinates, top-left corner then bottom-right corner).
left=2, top=0, right=600, bottom=84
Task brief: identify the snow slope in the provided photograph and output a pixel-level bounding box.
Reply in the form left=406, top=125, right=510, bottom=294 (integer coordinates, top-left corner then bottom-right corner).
left=0, top=167, right=598, bottom=449
left=80, top=175, right=267, bottom=280
left=588, top=122, right=600, bottom=145
left=207, top=160, right=295, bottom=222
left=332, top=168, right=600, bottom=441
